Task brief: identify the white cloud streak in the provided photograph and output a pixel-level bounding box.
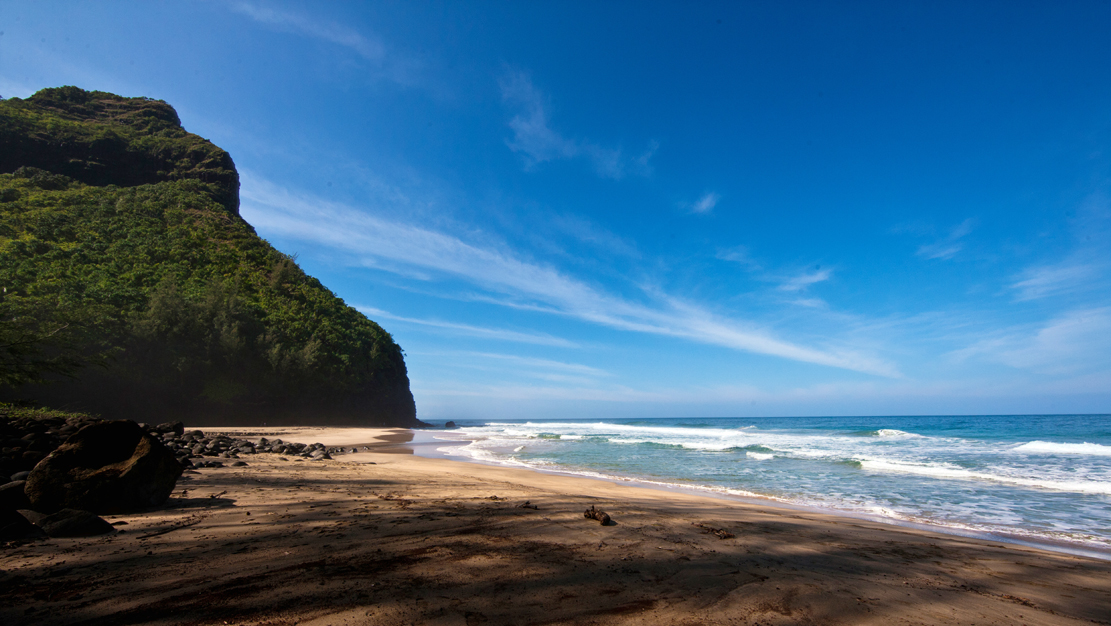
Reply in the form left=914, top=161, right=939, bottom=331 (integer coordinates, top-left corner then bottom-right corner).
left=548, top=214, right=641, bottom=259
left=230, top=2, right=420, bottom=86
left=1010, top=261, right=1102, bottom=301
left=778, top=268, right=832, bottom=292
left=356, top=306, right=579, bottom=348
left=716, top=246, right=762, bottom=270
left=950, top=307, right=1111, bottom=376
left=917, top=219, right=974, bottom=261
left=689, top=192, right=720, bottom=214
left=240, top=173, right=898, bottom=377
left=232, top=3, right=384, bottom=60
left=1009, top=194, right=1111, bottom=301
left=499, top=70, right=655, bottom=179
left=423, top=350, right=609, bottom=377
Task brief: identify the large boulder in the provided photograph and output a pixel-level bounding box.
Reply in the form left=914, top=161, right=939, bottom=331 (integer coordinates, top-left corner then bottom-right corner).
left=24, top=420, right=183, bottom=514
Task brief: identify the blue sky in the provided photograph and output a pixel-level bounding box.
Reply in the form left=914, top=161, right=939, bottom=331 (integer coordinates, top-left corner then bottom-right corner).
left=4, top=1, right=1111, bottom=419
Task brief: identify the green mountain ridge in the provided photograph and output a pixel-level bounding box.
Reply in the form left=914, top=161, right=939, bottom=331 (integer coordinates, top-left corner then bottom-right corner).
left=0, top=87, right=420, bottom=427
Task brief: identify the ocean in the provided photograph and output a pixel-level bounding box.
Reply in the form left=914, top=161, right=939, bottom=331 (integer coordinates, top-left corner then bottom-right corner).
left=424, top=415, right=1111, bottom=558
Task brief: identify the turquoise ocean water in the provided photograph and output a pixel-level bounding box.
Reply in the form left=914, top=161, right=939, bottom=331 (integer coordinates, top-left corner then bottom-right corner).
left=426, top=415, right=1111, bottom=558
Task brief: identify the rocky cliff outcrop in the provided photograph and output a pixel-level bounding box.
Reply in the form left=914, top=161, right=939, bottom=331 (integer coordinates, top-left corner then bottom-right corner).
left=0, top=87, right=419, bottom=426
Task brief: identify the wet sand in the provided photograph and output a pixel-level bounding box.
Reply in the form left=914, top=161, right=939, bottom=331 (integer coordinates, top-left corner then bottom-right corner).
left=2, top=427, right=1109, bottom=625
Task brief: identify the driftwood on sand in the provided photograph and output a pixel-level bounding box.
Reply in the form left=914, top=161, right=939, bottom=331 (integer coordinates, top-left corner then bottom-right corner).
left=584, top=505, right=612, bottom=525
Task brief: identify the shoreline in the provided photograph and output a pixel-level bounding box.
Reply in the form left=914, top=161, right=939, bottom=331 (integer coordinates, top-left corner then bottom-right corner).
left=413, top=427, right=1111, bottom=562
left=211, top=425, right=1111, bottom=561
left=4, top=425, right=1110, bottom=625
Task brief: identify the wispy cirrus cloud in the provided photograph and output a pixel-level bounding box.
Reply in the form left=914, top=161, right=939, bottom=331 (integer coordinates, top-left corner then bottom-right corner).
left=1010, top=261, right=1103, bottom=301
left=949, top=307, right=1111, bottom=376
left=420, top=350, right=609, bottom=379
left=1009, top=193, right=1111, bottom=301
left=917, top=219, right=975, bottom=260
left=715, top=246, right=762, bottom=270
left=718, top=247, right=832, bottom=296
left=230, top=2, right=420, bottom=85
left=500, top=70, right=656, bottom=179
left=777, top=268, right=832, bottom=292
left=686, top=192, right=720, bottom=215
left=240, top=172, right=897, bottom=377
left=356, top=306, right=579, bottom=348
left=548, top=213, right=641, bottom=259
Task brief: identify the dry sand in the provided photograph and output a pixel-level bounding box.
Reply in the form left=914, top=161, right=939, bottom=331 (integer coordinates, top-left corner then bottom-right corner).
left=2, top=427, right=1109, bottom=626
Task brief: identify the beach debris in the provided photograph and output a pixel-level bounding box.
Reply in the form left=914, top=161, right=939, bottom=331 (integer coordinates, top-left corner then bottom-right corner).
left=1001, top=594, right=1038, bottom=608
left=377, top=492, right=413, bottom=508
left=137, top=515, right=205, bottom=539
left=584, top=505, right=613, bottom=525
left=693, top=522, right=735, bottom=539
left=515, top=500, right=539, bottom=510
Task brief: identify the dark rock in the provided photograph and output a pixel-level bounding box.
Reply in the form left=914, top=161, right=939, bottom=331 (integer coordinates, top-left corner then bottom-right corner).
left=231, top=461, right=247, bottom=467
left=25, top=420, right=183, bottom=514
left=18, top=509, right=47, bottom=525
left=1, top=507, right=45, bottom=540
left=0, top=480, right=31, bottom=510
left=445, top=421, right=457, bottom=428
left=37, top=508, right=115, bottom=537
left=20, top=450, right=45, bottom=469
left=155, top=422, right=185, bottom=436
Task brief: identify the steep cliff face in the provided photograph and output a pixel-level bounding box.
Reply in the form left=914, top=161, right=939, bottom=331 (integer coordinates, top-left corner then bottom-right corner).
left=0, top=86, right=239, bottom=215
left=0, top=87, right=419, bottom=427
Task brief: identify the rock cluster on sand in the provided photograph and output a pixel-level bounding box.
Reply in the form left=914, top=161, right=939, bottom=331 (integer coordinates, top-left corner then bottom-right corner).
left=170, top=432, right=356, bottom=468
left=1, top=409, right=347, bottom=542
left=0, top=409, right=101, bottom=477
left=1, top=413, right=182, bottom=540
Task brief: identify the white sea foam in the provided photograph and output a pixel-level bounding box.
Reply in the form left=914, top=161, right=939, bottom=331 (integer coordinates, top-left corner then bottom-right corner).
left=873, top=429, right=923, bottom=438
left=435, top=419, right=1111, bottom=554
left=1012, top=441, right=1111, bottom=456
left=859, top=458, right=1111, bottom=494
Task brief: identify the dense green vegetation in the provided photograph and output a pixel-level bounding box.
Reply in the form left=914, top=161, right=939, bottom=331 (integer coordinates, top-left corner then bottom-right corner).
left=0, top=87, right=417, bottom=426
left=0, top=86, right=238, bottom=214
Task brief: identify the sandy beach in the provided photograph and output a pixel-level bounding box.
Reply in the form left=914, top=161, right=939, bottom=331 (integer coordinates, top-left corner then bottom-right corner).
left=2, top=427, right=1109, bottom=626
